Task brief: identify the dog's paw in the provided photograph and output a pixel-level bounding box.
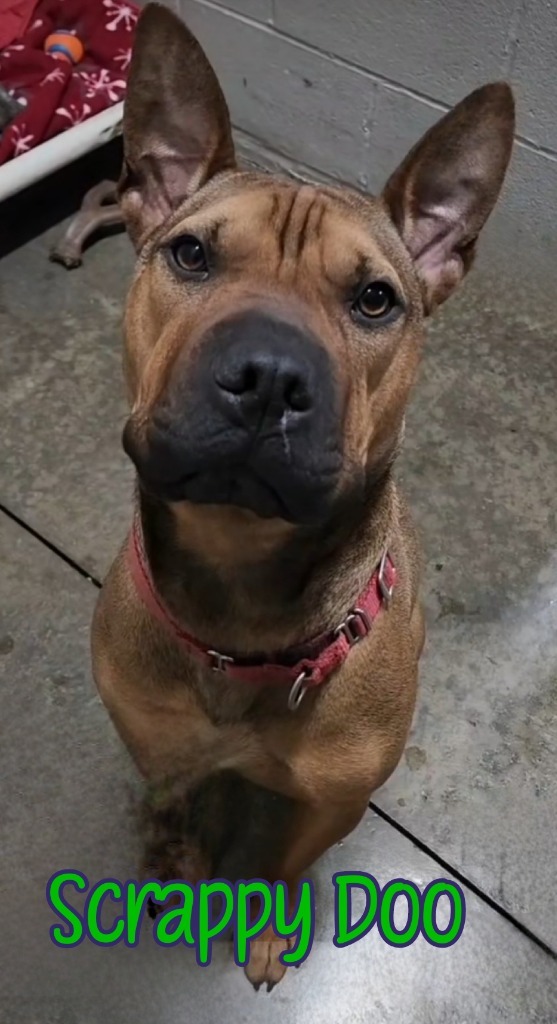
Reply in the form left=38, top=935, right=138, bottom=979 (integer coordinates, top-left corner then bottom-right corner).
left=243, top=925, right=294, bottom=992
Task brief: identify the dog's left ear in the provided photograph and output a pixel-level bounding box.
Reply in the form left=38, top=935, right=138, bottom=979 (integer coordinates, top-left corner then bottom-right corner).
left=119, top=3, right=236, bottom=249
left=382, top=83, right=515, bottom=313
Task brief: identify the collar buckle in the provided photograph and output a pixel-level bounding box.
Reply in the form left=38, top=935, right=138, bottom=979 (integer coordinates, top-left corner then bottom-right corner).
left=334, top=607, right=372, bottom=647
left=207, top=650, right=235, bottom=673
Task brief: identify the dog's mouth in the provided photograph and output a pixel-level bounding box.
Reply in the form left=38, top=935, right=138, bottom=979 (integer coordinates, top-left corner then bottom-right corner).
left=124, top=419, right=342, bottom=524
left=140, top=461, right=340, bottom=524
left=145, top=466, right=292, bottom=520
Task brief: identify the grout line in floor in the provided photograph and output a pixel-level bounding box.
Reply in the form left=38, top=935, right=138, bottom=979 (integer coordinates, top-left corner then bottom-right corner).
left=370, top=800, right=557, bottom=961
left=0, top=501, right=102, bottom=589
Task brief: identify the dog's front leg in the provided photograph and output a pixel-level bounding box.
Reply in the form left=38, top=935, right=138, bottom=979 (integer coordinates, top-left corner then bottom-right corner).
left=138, top=776, right=213, bottom=922
left=244, top=794, right=368, bottom=990
left=140, top=776, right=209, bottom=887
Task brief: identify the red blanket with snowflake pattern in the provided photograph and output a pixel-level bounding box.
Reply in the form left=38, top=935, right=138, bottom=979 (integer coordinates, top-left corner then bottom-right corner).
left=0, top=0, right=138, bottom=164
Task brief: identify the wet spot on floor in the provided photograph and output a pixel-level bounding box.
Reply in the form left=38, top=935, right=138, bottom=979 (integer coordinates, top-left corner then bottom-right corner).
left=46, top=672, right=71, bottom=706
left=0, top=635, right=14, bottom=655
left=405, top=746, right=427, bottom=771
left=435, top=592, right=479, bottom=620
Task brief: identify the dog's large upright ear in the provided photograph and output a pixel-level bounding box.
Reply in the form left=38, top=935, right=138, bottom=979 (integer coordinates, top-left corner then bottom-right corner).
left=382, top=83, right=515, bottom=312
left=119, top=3, right=236, bottom=248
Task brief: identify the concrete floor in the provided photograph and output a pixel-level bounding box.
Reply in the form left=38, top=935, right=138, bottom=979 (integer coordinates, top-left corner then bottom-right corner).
left=1, top=179, right=557, bottom=1022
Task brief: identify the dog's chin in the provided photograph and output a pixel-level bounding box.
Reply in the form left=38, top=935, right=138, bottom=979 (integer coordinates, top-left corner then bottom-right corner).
left=138, top=466, right=335, bottom=525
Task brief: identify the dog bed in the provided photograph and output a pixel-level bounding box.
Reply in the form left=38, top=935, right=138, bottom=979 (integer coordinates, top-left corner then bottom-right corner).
left=0, top=0, right=137, bottom=200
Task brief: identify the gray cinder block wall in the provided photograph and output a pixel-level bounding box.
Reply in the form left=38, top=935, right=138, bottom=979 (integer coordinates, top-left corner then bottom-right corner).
left=158, top=0, right=557, bottom=278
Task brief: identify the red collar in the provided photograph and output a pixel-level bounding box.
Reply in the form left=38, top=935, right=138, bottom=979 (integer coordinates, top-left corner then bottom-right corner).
left=128, top=517, right=396, bottom=710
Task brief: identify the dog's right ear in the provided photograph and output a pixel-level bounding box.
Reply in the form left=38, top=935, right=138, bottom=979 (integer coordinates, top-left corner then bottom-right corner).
left=119, top=3, right=236, bottom=249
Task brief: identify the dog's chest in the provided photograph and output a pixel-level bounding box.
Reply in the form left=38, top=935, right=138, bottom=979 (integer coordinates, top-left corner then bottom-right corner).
left=195, top=671, right=289, bottom=726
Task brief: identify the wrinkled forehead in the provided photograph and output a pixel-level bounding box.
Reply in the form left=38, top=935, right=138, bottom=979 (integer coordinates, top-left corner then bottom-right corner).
left=151, top=172, right=418, bottom=293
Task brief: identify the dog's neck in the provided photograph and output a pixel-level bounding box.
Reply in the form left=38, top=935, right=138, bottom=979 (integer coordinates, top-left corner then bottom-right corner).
left=137, top=472, right=396, bottom=657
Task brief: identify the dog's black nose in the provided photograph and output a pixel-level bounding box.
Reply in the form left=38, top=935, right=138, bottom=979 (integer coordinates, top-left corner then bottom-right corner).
left=214, top=349, right=312, bottom=417
left=209, top=312, right=317, bottom=425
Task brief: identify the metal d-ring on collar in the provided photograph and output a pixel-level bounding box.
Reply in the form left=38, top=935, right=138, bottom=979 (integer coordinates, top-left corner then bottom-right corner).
left=287, top=546, right=393, bottom=713
left=210, top=650, right=312, bottom=711
left=288, top=669, right=311, bottom=712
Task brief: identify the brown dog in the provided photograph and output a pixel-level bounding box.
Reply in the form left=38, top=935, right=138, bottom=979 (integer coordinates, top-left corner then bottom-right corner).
left=91, top=2, right=514, bottom=990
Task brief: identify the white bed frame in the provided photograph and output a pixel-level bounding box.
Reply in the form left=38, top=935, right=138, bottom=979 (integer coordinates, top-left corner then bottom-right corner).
left=0, top=101, right=123, bottom=202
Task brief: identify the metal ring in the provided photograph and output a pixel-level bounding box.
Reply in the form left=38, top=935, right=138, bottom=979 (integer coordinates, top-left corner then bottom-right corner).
left=288, top=670, right=310, bottom=712
left=378, top=549, right=394, bottom=605
left=334, top=607, right=371, bottom=646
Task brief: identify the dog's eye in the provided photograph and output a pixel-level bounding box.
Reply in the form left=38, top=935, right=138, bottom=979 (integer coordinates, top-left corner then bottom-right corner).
left=170, top=235, right=208, bottom=275
left=353, top=281, right=397, bottom=321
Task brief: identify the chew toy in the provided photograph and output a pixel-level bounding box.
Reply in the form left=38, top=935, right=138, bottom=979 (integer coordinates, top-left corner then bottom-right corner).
left=44, top=31, right=84, bottom=65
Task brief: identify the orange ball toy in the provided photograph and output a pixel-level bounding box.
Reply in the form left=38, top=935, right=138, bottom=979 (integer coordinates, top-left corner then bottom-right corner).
left=44, top=31, right=84, bottom=65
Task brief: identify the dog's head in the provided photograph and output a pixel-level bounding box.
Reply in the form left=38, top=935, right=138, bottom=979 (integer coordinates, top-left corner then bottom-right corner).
left=121, top=4, right=514, bottom=536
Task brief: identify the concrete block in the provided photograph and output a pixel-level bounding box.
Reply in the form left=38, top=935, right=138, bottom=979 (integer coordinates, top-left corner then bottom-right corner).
left=219, top=0, right=272, bottom=20
left=177, top=0, right=376, bottom=186
left=511, top=0, right=557, bottom=152
left=365, top=85, right=443, bottom=193
left=486, top=140, right=557, bottom=274
left=274, top=0, right=514, bottom=107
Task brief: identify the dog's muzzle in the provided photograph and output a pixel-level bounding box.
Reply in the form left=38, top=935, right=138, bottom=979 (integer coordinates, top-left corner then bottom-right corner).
left=124, top=310, right=344, bottom=523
